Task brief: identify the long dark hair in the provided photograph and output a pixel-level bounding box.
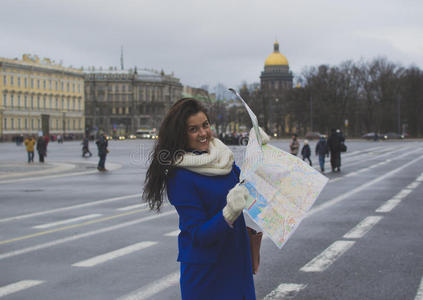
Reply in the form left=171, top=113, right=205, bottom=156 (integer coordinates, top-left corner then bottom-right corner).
left=142, top=98, right=210, bottom=211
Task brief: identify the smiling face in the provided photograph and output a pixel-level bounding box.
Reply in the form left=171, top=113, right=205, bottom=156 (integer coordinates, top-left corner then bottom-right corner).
left=186, top=111, right=212, bottom=151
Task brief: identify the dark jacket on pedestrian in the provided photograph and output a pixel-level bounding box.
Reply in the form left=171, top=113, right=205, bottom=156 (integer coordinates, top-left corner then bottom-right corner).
left=96, top=135, right=108, bottom=156
left=36, top=137, right=47, bottom=156
left=315, top=137, right=329, bottom=156
left=327, top=130, right=342, bottom=153
left=301, top=144, right=311, bottom=158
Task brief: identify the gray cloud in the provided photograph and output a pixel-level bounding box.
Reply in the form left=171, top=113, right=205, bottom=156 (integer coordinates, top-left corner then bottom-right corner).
left=1, top=0, right=422, bottom=89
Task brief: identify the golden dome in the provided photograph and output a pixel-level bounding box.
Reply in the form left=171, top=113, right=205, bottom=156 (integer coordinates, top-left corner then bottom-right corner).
left=264, top=41, right=289, bottom=66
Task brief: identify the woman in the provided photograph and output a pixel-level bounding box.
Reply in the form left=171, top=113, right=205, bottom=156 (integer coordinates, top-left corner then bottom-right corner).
left=143, top=98, right=255, bottom=299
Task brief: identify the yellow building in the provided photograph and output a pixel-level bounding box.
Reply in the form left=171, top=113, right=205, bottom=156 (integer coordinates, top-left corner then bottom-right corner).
left=0, top=54, right=85, bottom=141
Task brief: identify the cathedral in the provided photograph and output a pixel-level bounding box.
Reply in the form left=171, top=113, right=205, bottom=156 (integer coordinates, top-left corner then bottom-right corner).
left=259, top=41, right=293, bottom=136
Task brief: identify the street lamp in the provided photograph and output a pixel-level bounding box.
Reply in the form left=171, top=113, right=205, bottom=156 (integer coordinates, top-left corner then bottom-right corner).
left=310, top=95, right=313, bottom=132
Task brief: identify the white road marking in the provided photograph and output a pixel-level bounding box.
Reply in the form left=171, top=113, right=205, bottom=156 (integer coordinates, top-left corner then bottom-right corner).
left=0, top=193, right=141, bottom=223
left=164, top=230, right=180, bottom=237
left=343, top=216, right=383, bottom=239
left=0, top=161, right=122, bottom=184
left=117, top=203, right=147, bottom=211
left=308, top=153, right=423, bottom=217
left=33, top=214, right=102, bottom=229
left=376, top=198, right=402, bottom=213
left=263, top=283, right=307, bottom=300
left=396, top=189, right=412, bottom=199
left=415, top=276, right=423, bottom=300
left=0, top=210, right=176, bottom=261
left=116, top=271, right=179, bottom=300
left=300, top=241, right=355, bottom=272
left=73, top=241, right=157, bottom=267
left=0, top=280, right=44, bottom=298
left=407, top=181, right=420, bottom=189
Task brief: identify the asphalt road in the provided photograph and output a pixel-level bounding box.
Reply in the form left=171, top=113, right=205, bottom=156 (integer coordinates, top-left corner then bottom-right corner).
left=0, top=139, right=422, bottom=300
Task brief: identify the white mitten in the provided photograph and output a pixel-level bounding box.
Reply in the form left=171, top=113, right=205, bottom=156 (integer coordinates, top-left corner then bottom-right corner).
left=249, top=127, right=270, bottom=145
left=223, top=184, right=249, bottom=224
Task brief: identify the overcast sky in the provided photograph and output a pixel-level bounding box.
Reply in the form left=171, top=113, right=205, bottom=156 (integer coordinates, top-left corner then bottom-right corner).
left=2, top=0, right=422, bottom=90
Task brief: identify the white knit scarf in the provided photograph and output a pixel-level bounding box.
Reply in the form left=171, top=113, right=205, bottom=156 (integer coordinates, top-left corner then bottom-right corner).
left=176, top=138, right=234, bottom=176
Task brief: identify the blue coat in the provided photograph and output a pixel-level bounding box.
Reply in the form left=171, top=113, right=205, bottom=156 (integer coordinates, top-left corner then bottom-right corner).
left=167, top=164, right=256, bottom=300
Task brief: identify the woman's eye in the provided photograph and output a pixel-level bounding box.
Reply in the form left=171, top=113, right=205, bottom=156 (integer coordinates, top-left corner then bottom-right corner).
left=188, top=127, right=197, bottom=133
left=203, top=122, right=209, bottom=128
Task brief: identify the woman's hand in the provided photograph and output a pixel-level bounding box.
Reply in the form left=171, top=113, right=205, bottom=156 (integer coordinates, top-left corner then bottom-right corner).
left=223, top=183, right=249, bottom=224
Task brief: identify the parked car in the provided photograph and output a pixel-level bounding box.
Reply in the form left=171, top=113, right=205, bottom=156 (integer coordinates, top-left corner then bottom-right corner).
left=305, top=132, right=322, bottom=140
left=135, top=129, right=158, bottom=139
left=361, top=132, right=383, bottom=140
left=382, top=132, right=405, bottom=140
left=219, top=132, right=249, bottom=146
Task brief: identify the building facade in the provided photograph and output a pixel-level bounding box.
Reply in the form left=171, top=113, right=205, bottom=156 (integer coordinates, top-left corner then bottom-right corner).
left=259, top=41, right=293, bottom=136
left=84, top=68, right=182, bottom=136
left=0, top=54, right=85, bottom=141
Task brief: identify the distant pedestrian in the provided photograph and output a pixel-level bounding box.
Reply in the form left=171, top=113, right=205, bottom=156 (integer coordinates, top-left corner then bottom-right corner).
left=57, top=134, right=63, bottom=144
left=96, top=133, right=109, bottom=171
left=36, top=136, right=48, bottom=163
left=290, top=134, right=300, bottom=156
left=82, top=136, right=92, bottom=157
left=301, top=140, right=312, bottom=166
left=327, top=129, right=345, bottom=172
left=24, top=136, right=36, bottom=163
left=315, top=135, right=329, bottom=172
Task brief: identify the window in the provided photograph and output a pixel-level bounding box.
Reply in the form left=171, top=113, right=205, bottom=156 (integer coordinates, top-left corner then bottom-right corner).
left=31, top=119, right=34, bottom=129
left=73, top=119, right=75, bottom=129
left=2, top=94, right=6, bottom=107
left=31, top=96, right=34, bottom=109
left=10, top=94, right=14, bottom=107
left=55, top=97, right=58, bottom=109
left=43, top=80, right=46, bottom=89
left=49, top=96, right=52, bottom=109
left=25, top=118, right=28, bottom=129
left=78, top=119, right=81, bottom=129
left=55, top=81, right=58, bottom=90
left=31, top=78, right=34, bottom=89
left=24, top=95, right=27, bottom=108
left=17, top=77, right=21, bottom=87
left=61, top=82, right=64, bottom=91
left=3, top=75, right=6, bottom=85
left=56, top=119, right=59, bottom=129
left=72, top=83, right=75, bottom=93
left=37, top=96, right=40, bottom=108
left=49, top=80, right=52, bottom=90
left=18, top=118, right=21, bottom=129
left=43, top=96, right=46, bottom=109
left=24, top=77, right=27, bottom=88
left=67, top=98, right=70, bottom=110
left=10, top=76, right=14, bottom=86
left=17, top=95, right=21, bottom=107
left=37, top=119, right=40, bottom=129
left=67, top=82, right=70, bottom=92
left=37, top=79, right=40, bottom=89
left=72, top=99, right=75, bottom=110
left=11, top=118, right=14, bottom=129
left=3, top=118, right=7, bottom=129
left=61, top=98, right=64, bottom=109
